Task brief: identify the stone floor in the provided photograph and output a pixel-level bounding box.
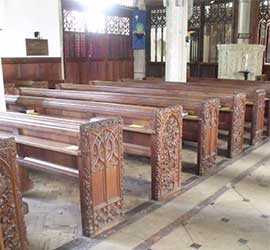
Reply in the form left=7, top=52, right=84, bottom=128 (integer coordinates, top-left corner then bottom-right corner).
left=24, top=130, right=270, bottom=250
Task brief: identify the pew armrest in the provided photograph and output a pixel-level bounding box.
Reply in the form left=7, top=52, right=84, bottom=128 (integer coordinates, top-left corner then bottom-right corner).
left=0, top=132, right=80, bottom=156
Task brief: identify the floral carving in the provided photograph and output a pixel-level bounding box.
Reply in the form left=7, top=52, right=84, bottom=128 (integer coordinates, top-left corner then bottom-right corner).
left=0, top=137, right=28, bottom=250
left=199, top=98, right=220, bottom=175
left=152, top=106, right=183, bottom=201
left=230, top=93, right=246, bottom=157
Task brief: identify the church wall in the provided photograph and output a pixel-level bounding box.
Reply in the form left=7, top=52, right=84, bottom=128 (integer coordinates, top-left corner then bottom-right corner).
left=1, top=0, right=63, bottom=82
left=1, top=0, right=61, bottom=57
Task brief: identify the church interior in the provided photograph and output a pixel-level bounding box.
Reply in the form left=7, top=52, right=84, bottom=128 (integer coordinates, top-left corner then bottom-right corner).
left=1, top=0, right=270, bottom=249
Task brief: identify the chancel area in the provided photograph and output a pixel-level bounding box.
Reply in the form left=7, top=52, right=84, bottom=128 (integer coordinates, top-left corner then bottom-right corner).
left=1, top=0, right=270, bottom=249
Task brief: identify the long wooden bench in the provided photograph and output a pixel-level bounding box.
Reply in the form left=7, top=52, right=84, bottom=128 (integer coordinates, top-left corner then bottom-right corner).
left=11, top=89, right=219, bottom=175
left=5, top=81, right=49, bottom=95
left=0, top=136, right=28, bottom=250
left=188, top=78, right=270, bottom=137
left=5, top=97, right=184, bottom=199
left=85, top=81, right=265, bottom=146
left=0, top=112, right=123, bottom=237
left=56, top=83, right=246, bottom=158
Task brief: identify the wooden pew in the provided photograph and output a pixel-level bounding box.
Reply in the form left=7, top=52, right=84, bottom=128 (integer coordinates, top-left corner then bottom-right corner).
left=5, top=97, right=184, bottom=199
left=56, top=83, right=246, bottom=158
left=11, top=90, right=219, bottom=175
left=188, top=78, right=270, bottom=135
left=4, top=81, right=49, bottom=95
left=85, top=81, right=265, bottom=146
left=0, top=113, right=123, bottom=237
left=0, top=136, right=28, bottom=250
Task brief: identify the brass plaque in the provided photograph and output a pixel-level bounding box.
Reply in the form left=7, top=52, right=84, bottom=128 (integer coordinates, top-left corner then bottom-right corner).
left=26, top=39, right=48, bottom=56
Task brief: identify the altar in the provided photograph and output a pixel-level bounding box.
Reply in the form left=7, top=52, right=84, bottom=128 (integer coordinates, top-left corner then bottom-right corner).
left=217, top=44, right=265, bottom=81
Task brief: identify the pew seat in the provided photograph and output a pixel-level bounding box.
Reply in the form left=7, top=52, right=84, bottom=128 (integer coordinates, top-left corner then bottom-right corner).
left=0, top=112, right=123, bottom=237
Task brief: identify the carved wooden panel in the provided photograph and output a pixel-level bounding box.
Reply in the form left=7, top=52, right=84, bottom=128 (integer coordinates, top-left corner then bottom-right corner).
left=0, top=137, right=28, bottom=250
left=149, top=7, right=166, bottom=63
left=251, top=90, right=266, bottom=145
left=199, top=98, right=220, bottom=175
left=189, top=5, right=201, bottom=30
left=151, top=106, right=183, bottom=201
left=258, top=0, right=270, bottom=62
left=79, top=118, right=123, bottom=237
left=2, top=58, right=62, bottom=82
left=106, top=16, right=130, bottom=35
left=0, top=224, right=4, bottom=250
left=230, top=93, right=246, bottom=158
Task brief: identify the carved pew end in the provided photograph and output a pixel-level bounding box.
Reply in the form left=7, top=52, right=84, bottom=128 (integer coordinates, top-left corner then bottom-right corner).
left=0, top=137, right=28, bottom=250
left=250, top=89, right=266, bottom=145
left=198, top=98, right=220, bottom=175
left=79, top=117, right=124, bottom=237
left=151, top=106, right=183, bottom=201
left=228, top=93, right=246, bottom=158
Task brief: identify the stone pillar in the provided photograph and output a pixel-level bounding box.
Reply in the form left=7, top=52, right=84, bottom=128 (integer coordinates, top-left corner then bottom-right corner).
left=0, top=0, right=6, bottom=112
left=237, top=0, right=252, bottom=44
left=165, top=0, right=188, bottom=82
left=133, top=0, right=146, bottom=80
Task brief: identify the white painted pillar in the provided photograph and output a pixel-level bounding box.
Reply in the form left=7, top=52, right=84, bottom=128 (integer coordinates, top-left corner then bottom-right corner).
left=58, top=0, right=65, bottom=80
left=165, top=0, right=188, bottom=82
left=237, top=0, right=252, bottom=44
left=0, top=61, right=5, bottom=112
left=133, top=0, right=146, bottom=80
left=0, top=0, right=6, bottom=112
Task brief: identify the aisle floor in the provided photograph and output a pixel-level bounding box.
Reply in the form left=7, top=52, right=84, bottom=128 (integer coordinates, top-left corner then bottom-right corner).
left=24, top=132, right=270, bottom=250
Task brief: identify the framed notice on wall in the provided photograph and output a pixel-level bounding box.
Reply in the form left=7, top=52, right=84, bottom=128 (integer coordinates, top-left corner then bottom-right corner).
left=26, top=39, right=49, bottom=56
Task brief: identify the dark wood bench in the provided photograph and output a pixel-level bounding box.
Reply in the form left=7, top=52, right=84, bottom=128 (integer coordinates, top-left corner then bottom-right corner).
left=4, top=81, right=49, bottom=95
left=98, top=79, right=266, bottom=145
left=0, top=136, right=28, bottom=249
left=85, top=80, right=265, bottom=146
left=0, top=112, right=123, bottom=237
left=5, top=96, right=184, bottom=199
left=188, top=78, right=270, bottom=137
left=56, top=83, right=246, bottom=158
left=13, top=89, right=219, bottom=175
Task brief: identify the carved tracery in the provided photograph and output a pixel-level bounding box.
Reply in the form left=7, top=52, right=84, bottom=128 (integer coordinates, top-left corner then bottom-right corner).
left=258, top=0, right=270, bottom=62
left=79, top=119, right=123, bottom=237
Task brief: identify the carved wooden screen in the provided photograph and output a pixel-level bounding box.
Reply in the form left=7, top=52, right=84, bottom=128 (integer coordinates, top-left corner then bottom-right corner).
left=189, top=5, right=201, bottom=62
left=258, top=0, right=270, bottom=63
left=149, top=7, right=166, bottom=63
left=204, top=1, right=233, bottom=62
left=62, top=1, right=133, bottom=81
left=63, top=14, right=131, bottom=59
left=148, top=1, right=233, bottom=65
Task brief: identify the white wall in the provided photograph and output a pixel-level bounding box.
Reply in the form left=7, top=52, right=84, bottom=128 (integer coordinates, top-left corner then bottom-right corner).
left=1, top=0, right=61, bottom=57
